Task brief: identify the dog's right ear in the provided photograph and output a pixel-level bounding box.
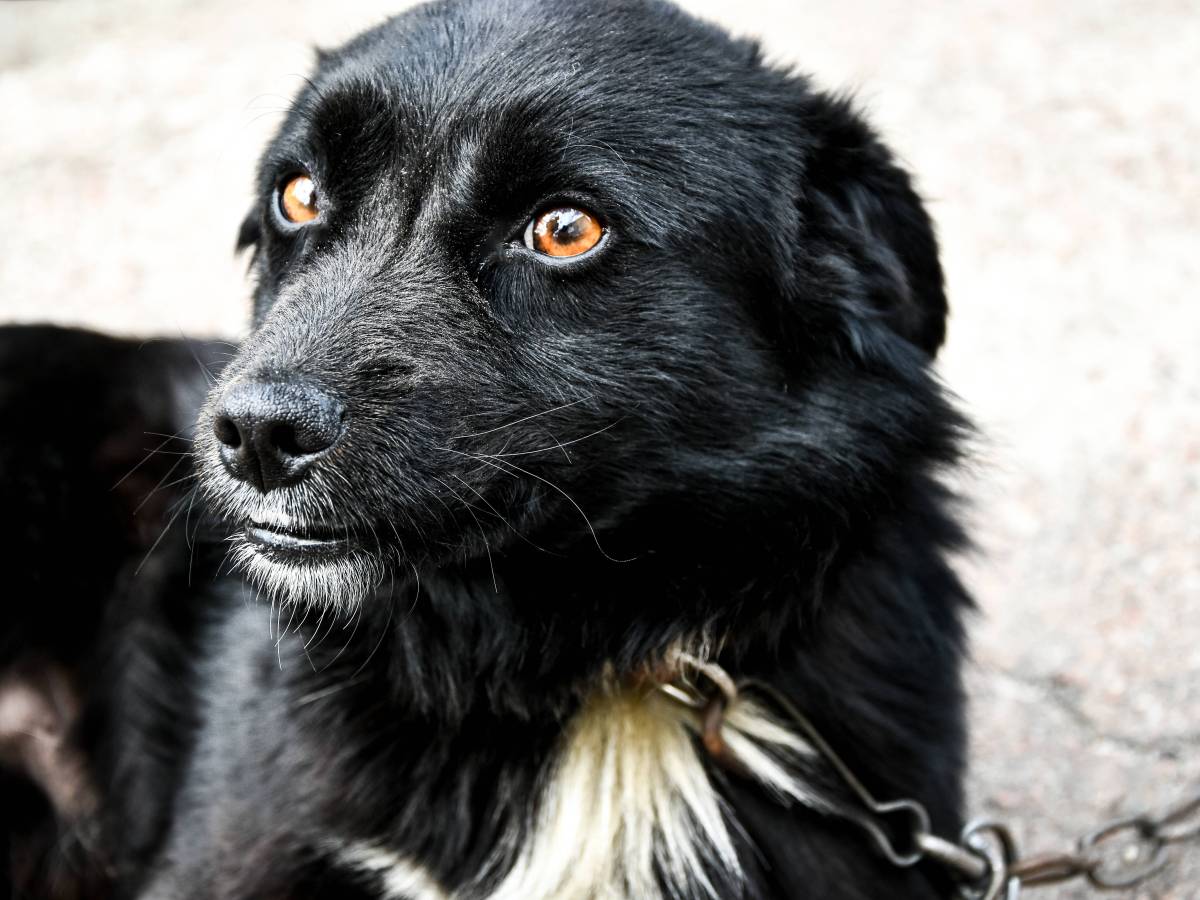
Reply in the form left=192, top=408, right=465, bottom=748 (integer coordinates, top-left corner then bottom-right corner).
left=236, top=206, right=261, bottom=254
left=795, top=92, right=948, bottom=359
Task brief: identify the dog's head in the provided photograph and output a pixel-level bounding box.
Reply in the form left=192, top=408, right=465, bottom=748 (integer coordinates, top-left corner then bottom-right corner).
left=198, top=0, right=953, bottom=615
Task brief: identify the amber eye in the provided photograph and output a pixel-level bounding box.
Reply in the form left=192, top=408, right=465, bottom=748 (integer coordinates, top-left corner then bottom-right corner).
left=278, top=174, right=319, bottom=225
left=523, top=206, right=604, bottom=258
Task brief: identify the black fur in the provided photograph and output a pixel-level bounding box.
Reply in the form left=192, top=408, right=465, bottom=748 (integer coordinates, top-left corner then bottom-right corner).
left=0, top=327, right=226, bottom=899
left=2, top=1, right=972, bottom=897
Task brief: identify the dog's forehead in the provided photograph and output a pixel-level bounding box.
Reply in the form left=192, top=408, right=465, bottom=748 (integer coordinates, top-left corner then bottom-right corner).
left=329, top=0, right=745, bottom=100
left=262, top=0, right=801, bottom=245
left=291, top=0, right=776, bottom=177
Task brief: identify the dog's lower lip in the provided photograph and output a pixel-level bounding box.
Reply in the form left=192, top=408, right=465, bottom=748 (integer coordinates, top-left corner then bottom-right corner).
left=245, top=522, right=353, bottom=556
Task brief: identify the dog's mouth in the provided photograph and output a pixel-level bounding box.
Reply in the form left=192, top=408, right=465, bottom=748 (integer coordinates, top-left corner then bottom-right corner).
left=233, top=510, right=389, bottom=605
left=244, top=518, right=356, bottom=559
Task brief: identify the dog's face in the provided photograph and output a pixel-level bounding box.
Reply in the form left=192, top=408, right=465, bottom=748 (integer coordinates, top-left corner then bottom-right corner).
left=198, top=0, right=949, bottom=613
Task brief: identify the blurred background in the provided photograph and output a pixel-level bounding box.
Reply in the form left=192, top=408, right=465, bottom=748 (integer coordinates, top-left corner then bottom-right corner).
left=1, top=1, right=1197, bottom=895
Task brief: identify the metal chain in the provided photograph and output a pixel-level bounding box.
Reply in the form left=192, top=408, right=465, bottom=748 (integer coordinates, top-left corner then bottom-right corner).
left=660, top=661, right=1200, bottom=899
left=999, top=791, right=1200, bottom=894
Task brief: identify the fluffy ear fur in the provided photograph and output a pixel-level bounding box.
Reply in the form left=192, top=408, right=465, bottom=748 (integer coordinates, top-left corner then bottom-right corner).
left=800, top=92, right=948, bottom=357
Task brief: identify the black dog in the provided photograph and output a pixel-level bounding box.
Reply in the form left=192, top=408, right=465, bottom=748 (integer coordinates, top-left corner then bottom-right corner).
left=4, top=0, right=972, bottom=897
left=0, top=326, right=229, bottom=899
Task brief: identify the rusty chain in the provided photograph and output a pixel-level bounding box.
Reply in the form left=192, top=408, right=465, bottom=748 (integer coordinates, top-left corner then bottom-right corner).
left=951, top=789, right=1200, bottom=898
left=661, top=660, right=1200, bottom=899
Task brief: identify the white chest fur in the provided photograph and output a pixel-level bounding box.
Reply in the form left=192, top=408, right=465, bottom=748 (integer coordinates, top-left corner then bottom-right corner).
left=338, top=680, right=817, bottom=900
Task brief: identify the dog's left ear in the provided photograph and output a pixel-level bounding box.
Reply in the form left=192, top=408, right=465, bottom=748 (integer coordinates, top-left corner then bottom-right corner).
left=798, top=93, right=947, bottom=357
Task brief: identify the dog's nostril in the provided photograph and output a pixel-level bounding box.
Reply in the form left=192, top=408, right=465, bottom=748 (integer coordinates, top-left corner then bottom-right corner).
left=269, top=423, right=303, bottom=457
left=213, top=415, right=242, bottom=449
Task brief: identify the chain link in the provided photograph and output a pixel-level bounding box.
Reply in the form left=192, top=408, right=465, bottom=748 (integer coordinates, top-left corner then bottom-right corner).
left=994, top=791, right=1200, bottom=895
left=661, top=662, right=1200, bottom=899
left=749, top=677, right=1200, bottom=896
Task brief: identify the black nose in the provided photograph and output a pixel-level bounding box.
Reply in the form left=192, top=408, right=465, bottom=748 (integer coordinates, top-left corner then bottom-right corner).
left=212, top=380, right=345, bottom=492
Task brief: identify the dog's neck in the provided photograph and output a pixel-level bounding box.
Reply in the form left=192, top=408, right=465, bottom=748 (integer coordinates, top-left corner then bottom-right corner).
left=319, top=479, right=965, bottom=757
left=271, top=488, right=968, bottom=898
left=335, top=512, right=814, bottom=716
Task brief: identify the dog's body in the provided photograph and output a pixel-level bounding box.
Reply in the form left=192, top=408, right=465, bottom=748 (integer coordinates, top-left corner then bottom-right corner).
left=0, top=327, right=230, bottom=899
left=2, top=1, right=972, bottom=898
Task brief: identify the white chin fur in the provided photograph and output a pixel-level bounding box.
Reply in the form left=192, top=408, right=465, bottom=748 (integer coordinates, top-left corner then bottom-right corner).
left=231, top=538, right=385, bottom=611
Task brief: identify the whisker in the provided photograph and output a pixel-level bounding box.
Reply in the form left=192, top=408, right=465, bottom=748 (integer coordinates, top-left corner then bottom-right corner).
left=432, top=475, right=498, bottom=593
left=136, top=473, right=199, bottom=513
left=488, top=419, right=624, bottom=459
left=406, top=561, right=422, bottom=618
left=320, top=601, right=364, bottom=673
left=295, top=599, right=314, bottom=636
left=421, top=473, right=464, bottom=525
left=139, top=448, right=195, bottom=457
left=449, top=397, right=590, bottom=441
left=350, top=591, right=395, bottom=680
left=303, top=604, right=331, bottom=651
left=439, top=447, right=633, bottom=563
left=130, top=456, right=188, bottom=516
left=385, top=516, right=411, bottom=569
left=538, top=428, right=573, bottom=464
left=213, top=536, right=240, bottom=581
left=307, top=603, right=348, bottom=658
left=448, top=472, right=550, bottom=555
left=294, top=675, right=369, bottom=708
left=134, top=496, right=190, bottom=576
left=184, top=485, right=201, bottom=587
left=177, top=330, right=218, bottom=388
left=112, top=431, right=185, bottom=490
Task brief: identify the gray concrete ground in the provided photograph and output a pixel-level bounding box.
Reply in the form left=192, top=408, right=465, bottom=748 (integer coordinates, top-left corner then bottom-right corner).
left=2, top=1, right=1198, bottom=896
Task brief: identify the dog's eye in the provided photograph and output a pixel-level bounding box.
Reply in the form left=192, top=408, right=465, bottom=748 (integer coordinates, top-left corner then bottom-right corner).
left=278, top=174, right=319, bottom=225
left=523, top=207, right=604, bottom=258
